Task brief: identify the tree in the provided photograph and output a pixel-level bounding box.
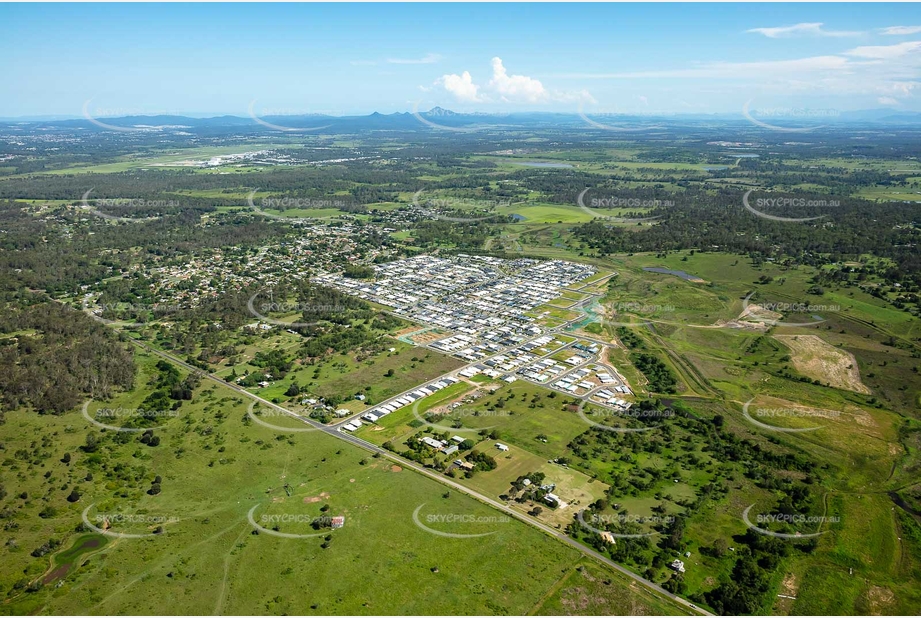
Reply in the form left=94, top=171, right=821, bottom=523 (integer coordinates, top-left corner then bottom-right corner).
left=82, top=433, right=99, bottom=453
left=66, top=488, right=81, bottom=503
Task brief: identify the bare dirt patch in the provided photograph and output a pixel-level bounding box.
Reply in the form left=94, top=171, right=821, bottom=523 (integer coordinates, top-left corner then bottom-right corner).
left=42, top=564, right=71, bottom=585
left=781, top=572, right=799, bottom=597
left=714, top=303, right=782, bottom=331
left=750, top=395, right=877, bottom=432
left=866, top=585, right=896, bottom=615
left=303, top=491, right=330, bottom=504
left=740, top=303, right=784, bottom=323
left=390, top=465, right=402, bottom=472
left=774, top=334, right=871, bottom=394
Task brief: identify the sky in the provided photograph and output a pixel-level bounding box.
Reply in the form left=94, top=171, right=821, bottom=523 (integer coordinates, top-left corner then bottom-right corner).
left=2, top=2, right=921, bottom=119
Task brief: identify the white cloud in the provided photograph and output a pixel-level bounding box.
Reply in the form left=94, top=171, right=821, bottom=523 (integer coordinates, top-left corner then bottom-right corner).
left=552, top=42, right=921, bottom=106
left=487, top=57, right=548, bottom=103
left=387, top=53, right=442, bottom=65
left=436, top=71, right=482, bottom=103
left=432, top=57, right=591, bottom=106
left=747, top=22, right=862, bottom=38
left=878, top=96, right=900, bottom=105
left=879, top=26, right=921, bottom=36
left=844, top=41, right=921, bottom=59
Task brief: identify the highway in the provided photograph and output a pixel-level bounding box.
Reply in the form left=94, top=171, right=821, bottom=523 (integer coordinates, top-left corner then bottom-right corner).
left=121, top=337, right=711, bottom=616
left=78, top=270, right=711, bottom=615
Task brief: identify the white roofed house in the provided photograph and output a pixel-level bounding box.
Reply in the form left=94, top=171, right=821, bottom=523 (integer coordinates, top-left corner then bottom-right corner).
left=419, top=436, right=446, bottom=450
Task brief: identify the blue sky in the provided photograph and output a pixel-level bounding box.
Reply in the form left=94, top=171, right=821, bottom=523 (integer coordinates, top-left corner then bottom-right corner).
left=2, top=3, right=920, bottom=118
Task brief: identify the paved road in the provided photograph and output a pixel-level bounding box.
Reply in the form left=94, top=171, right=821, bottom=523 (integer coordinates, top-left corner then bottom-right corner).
left=79, top=273, right=711, bottom=615
left=123, top=338, right=710, bottom=616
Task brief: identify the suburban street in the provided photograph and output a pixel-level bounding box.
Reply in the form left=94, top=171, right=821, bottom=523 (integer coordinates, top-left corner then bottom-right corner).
left=74, top=264, right=711, bottom=616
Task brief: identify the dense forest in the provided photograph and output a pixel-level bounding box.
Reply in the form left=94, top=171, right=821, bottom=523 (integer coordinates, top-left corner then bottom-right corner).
left=0, top=293, right=135, bottom=415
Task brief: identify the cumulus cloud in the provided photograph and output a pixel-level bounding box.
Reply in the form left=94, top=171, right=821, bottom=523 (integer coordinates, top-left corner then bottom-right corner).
left=747, top=22, right=862, bottom=38
left=436, top=71, right=482, bottom=103
left=433, top=57, right=592, bottom=105
left=487, top=57, right=548, bottom=103
left=879, top=26, right=921, bottom=36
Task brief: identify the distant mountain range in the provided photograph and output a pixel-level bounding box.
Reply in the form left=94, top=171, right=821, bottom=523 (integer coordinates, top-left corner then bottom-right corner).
left=2, top=107, right=921, bottom=130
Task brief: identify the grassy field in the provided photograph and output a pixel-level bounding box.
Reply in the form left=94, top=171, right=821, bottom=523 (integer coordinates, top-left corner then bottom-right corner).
left=0, top=349, right=686, bottom=615
left=531, top=560, right=694, bottom=615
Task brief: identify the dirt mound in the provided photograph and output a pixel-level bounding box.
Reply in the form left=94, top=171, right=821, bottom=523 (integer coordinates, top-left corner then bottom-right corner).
left=774, top=335, right=871, bottom=394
